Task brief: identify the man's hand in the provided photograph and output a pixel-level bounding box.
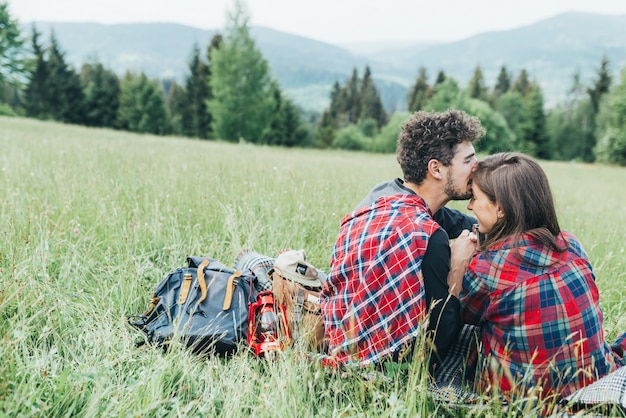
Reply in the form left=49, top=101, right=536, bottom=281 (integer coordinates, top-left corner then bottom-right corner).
left=447, top=229, right=478, bottom=298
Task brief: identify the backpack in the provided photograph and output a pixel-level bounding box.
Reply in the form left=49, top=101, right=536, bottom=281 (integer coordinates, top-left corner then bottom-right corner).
left=267, top=250, right=326, bottom=352
left=129, top=256, right=258, bottom=355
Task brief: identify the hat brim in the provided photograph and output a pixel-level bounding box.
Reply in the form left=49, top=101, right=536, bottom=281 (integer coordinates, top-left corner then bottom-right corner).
left=271, top=267, right=324, bottom=289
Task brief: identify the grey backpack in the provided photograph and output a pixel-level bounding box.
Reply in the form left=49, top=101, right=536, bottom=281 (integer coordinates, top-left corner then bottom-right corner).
left=129, top=256, right=258, bottom=355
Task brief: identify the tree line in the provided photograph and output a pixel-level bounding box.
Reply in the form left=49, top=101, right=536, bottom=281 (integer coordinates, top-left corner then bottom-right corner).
left=1, top=0, right=626, bottom=165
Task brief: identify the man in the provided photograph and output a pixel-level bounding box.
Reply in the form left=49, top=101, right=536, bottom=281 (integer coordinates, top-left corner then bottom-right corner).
left=321, top=109, right=484, bottom=370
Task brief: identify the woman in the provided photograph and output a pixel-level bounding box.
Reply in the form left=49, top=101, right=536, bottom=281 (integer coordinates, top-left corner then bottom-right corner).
left=457, top=152, right=624, bottom=402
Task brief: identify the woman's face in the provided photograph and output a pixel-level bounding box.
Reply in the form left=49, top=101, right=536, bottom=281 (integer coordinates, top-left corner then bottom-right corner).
left=467, top=183, right=502, bottom=234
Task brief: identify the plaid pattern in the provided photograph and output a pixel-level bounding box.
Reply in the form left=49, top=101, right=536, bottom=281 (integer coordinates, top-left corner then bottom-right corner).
left=612, top=333, right=626, bottom=363
left=321, top=194, right=439, bottom=366
left=233, top=249, right=274, bottom=291
left=460, top=231, right=620, bottom=399
left=562, top=365, right=626, bottom=408
left=430, top=324, right=481, bottom=404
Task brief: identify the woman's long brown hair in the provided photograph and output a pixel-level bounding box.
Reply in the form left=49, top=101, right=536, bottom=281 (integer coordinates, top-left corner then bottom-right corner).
left=472, top=152, right=568, bottom=260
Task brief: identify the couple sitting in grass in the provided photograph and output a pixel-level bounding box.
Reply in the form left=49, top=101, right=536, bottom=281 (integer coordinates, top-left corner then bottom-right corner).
left=317, top=109, right=626, bottom=407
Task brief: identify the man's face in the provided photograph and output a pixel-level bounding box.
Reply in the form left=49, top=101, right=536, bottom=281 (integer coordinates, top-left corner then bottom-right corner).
left=443, top=141, right=477, bottom=201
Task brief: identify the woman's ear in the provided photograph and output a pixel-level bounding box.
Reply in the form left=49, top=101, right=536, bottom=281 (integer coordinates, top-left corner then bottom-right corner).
left=427, top=159, right=443, bottom=180
left=496, top=205, right=505, bottom=220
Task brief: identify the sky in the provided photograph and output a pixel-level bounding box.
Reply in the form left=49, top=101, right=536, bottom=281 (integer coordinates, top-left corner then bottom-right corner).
left=8, top=0, right=626, bottom=45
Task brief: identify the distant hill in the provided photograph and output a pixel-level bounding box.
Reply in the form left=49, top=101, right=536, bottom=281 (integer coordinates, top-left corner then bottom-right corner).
left=23, top=13, right=626, bottom=113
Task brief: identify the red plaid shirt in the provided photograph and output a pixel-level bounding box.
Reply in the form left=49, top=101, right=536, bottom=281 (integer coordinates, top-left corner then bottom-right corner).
left=321, top=194, right=438, bottom=365
left=460, top=231, right=620, bottom=398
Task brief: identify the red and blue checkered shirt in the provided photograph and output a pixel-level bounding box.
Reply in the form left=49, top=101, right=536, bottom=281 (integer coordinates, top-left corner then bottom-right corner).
left=460, top=231, right=620, bottom=398
left=321, top=194, right=439, bottom=366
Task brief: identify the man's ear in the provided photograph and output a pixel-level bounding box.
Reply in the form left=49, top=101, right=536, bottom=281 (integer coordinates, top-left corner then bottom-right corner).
left=427, top=159, right=443, bottom=180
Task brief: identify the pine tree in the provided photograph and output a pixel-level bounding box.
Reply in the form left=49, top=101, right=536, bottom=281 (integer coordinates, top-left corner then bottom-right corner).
left=23, top=27, right=49, bottom=118
left=260, top=80, right=310, bottom=147
left=525, top=85, right=551, bottom=159
left=204, top=33, right=223, bottom=139
left=435, top=70, right=446, bottom=85
left=492, top=65, right=511, bottom=100
left=261, top=81, right=285, bottom=145
left=344, top=68, right=361, bottom=124
left=425, top=77, right=462, bottom=111
left=328, top=81, right=342, bottom=120
left=467, top=65, right=488, bottom=101
left=45, top=32, right=85, bottom=124
left=407, top=67, right=431, bottom=112
left=547, top=72, right=596, bottom=162
left=167, top=81, right=189, bottom=135
left=184, top=44, right=211, bottom=138
left=587, top=55, right=612, bottom=114
left=511, top=69, right=532, bottom=97
left=495, top=91, right=530, bottom=152
left=117, top=72, right=170, bottom=135
left=208, top=0, right=273, bottom=142
left=594, top=67, right=626, bottom=165
left=359, top=66, right=387, bottom=127
left=140, top=77, right=171, bottom=134
left=315, top=109, right=335, bottom=149
left=80, top=61, right=120, bottom=128
left=116, top=71, right=139, bottom=131
left=0, top=2, right=27, bottom=87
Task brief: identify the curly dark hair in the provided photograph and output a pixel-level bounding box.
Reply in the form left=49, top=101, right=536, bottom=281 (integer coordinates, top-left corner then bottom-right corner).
left=397, top=109, right=485, bottom=185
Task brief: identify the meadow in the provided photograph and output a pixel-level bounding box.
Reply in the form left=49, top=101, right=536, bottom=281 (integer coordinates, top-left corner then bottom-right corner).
left=1, top=116, right=625, bottom=417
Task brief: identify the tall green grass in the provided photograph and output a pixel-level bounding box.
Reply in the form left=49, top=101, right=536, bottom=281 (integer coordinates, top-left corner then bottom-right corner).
left=1, top=116, right=625, bottom=417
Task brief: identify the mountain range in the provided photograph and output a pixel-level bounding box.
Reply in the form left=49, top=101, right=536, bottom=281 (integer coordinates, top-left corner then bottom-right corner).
left=23, top=12, right=626, bottom=113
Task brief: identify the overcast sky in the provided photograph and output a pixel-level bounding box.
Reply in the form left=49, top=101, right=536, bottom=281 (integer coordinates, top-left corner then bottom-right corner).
left=8, top=0, right=626, bottom=45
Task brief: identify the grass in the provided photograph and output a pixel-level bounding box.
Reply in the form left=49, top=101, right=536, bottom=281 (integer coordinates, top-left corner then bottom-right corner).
left=1, top=115, right=625, bottom=417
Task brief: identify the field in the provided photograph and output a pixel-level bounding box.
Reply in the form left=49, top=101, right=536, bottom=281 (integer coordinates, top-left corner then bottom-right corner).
left=1, top=116, right=625, bottom=417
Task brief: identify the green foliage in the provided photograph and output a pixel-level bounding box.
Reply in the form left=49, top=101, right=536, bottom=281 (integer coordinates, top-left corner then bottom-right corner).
left=315, top=109, right=335, bottom=149
left=23, top=28, right=48, bottom=118
left=467, top=65, right=488, bottom=102
left=492, top=65, right=511, bottom=103
left=23, top=30, right=86, bottom=124
left=0, top=101, right=15, bottom=115
left=424, top=77, right=465, bottom=111
left=80, top=61, right=120, bottom=128
left=0, top=2, right=27, bottom=86
left=464, top=99, right=515, bottom=154
left=9, top=10, right=626, bottom=163
left=511, top=69, right=532, bottom=97
left=185, top=44, right=212, bottom=139
left=424, top=78, right=514, bottom=153
left=495, top=91, right=525, bottom=148
left=167, top=81, right=188, bottom=135
left=546, top=73, right=596, bottom=162
left=595, top=128, right=626, bottom=166
left=406, top=67, right=432, bottom=112
left=321, top=66, right=387, bottom=146
left=116, top=72, right=171, bottom=135
left=44, top=33, right=86, bottom=124
left=260, top=81, right=313, bottom=147
left=332, top=124, right=369, bottom=151
left=595, top=68, right=626, bottom=165
left=359, top=67, right=387, bottom=127
left=525, top=86, right=552, bottom=159
left=208, top=0, right=273, bottom=142
left=370, top=111, right=410, bottom=153
left=356, top=117, right=377, bottom=138
left=588, top=55, right=612, bottom=114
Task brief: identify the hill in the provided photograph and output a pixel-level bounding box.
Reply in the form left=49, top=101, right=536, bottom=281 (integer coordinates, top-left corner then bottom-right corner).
left=23, top=13, right=626, bottom=113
